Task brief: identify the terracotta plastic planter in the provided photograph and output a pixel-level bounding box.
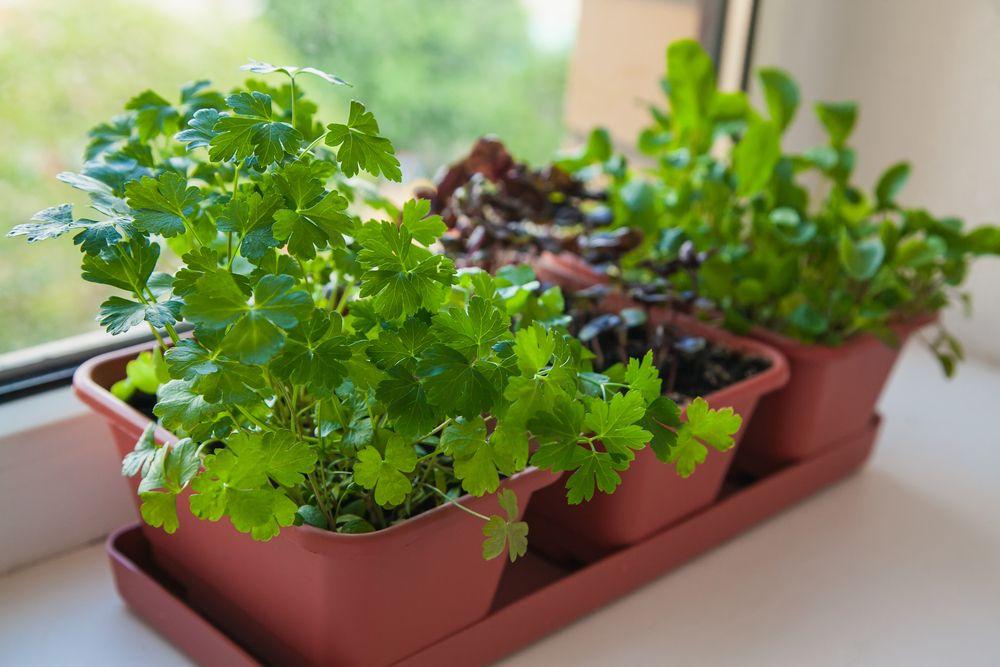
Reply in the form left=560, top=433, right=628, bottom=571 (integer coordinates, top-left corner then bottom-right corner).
left=738, top=314, right=934, bottom=473
left=531, top=249, right=608, bottom=292
left=526, top=313, right=789, bottom=562
left=73, top=343, right=559, bottom=667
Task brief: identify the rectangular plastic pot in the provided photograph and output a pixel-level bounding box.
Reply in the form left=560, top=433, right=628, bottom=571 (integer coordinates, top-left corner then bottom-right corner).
left=105, top=413, right=881, bottom=667
left=738, top=315, right=933, bottom=473
left=525, top=313, right=789, bottom=562
left=73, top=342, right=558, bottom=667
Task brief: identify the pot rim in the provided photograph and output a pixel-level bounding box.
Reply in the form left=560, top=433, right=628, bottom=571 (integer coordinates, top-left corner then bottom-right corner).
left=651, top=310, right=791, bottom=408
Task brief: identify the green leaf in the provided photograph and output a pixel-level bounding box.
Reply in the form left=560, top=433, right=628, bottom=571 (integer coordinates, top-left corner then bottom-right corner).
left=184, top=273, right=312, bottom=364
left=357, top=220, right=455, bottom=319
left=175, top=108, right=222, bottom=150
left=815, top=101, right=858, bottom=147
left=667, top=398, right=741, bottom=476
left=125, top=173, right=200, bottom=237
left=440, top=417, right=507, bottom=495
left=582, top=391, right=651, bottom=460
left=210, top=91, right=302, bottom=164
left=512, top=323, right=556, bottom=377
left=273, top=190, right=352, bottom=259
left=324, top=100, right=402, bottom=181
left=98, top=295, right=181, bottom=335
left=788, top=303, right=829, bottom=337
left=217, top=190, right=284, bottom=260
left=758, top=67, right=799, bottom=132
left=684, top=397, right=742, bottom=452
left=838, top=230, right=885, bottom=280
left=482, top=489, right=528, bottom=562
left=224, top=431, right=317, bottom=487
left=353, top=436, right=417, bottom=507
left=875, top=162, right=910, bottom=210
left=139, top=491, right=180, bottom=534
left=565, top=448, right=626, bottom=504
left=241, top=59, right=351, bottom=86
left=272, top=312, right=351, bottom=391
left=431, top=296, right=510, bottom=357
left=418, top=344, right=500, bottom=418
left=125, top=89, right=178, bottom=142
left=154, top=378, right=221, bottom=433
left=623, top=351, right=661, bottom=403
left=377, top=366, right=442, bottom=436
left=122, top=423, right=159, bottom=478
left=81, top=237, right=159, bottom=293
left=400, top=198, right=446, bottom=245
left=733, top=120, right=780, bottom=197
left=640, top=395, right=682, bottom=462
left=666, top=39, right=716, bottom=132
left=6, top=204, right=132, bottom=256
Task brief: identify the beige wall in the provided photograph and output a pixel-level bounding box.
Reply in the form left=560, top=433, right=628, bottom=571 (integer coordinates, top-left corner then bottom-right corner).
left=564, top=0, right=702, bottom=143
left=751, top=0, right=1000, bottom=364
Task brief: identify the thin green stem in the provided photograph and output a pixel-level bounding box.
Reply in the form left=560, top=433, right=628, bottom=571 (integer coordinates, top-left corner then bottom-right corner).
left=294, top=131, right=329, bottom=162
left=423, top=484, right=490, bottom=522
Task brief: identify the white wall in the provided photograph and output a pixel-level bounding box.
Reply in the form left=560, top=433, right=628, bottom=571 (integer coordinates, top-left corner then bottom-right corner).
left=751, top=0, right=1000, bottom=365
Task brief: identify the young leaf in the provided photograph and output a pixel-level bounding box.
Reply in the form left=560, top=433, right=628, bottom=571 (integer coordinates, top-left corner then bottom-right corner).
left=353, top=436, right=417, bottom=507
left=241, top=59, right=351, bottom=86
left=581, top=391, right=652, bottom=460
left=838, top=230, right=885, bottom=281
left=758, top=67, right=800, bottom=132
left=815, top=101, right=858, bottom=147
left=482, top=489, right=528, bottom=562
left=400, top=198, right=446, bottom=245
left=733, top=120, right=780, bottom=197
left=324, top=100, right=402, bottom=181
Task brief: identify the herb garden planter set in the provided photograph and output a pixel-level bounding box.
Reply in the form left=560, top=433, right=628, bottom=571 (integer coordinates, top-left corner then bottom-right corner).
left=12, top=39, right=1000, bottom=666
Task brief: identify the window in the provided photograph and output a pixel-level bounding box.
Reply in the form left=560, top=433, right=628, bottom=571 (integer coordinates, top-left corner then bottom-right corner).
left=0, top=0, right=583, bottom=357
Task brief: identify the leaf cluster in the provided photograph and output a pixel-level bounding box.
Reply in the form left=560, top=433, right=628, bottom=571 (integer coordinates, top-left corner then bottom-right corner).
left=563, top=39, right=1000, bottom=376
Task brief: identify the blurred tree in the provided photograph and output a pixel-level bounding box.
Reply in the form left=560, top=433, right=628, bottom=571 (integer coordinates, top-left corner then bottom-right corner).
left=263, top=0, right=570, bottom=170
left=0, top=0, right=297, bottom=353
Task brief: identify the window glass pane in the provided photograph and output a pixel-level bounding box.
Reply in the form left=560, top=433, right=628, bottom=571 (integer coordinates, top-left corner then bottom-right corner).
left=0, top=0, right=580, bottom=354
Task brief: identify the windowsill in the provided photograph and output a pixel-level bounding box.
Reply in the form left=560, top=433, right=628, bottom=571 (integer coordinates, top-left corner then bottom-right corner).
left=1, top=343, right=998, bottom=664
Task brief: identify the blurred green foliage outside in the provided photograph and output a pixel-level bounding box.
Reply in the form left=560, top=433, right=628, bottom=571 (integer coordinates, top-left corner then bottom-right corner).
left=0, top=0, right=571, bottom=354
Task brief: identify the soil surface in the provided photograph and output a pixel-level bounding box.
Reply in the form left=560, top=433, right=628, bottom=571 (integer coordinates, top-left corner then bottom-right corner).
left=569, top=305, right=770, bottom=401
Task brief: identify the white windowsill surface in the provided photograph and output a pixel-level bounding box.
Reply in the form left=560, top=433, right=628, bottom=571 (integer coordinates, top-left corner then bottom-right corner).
left=1, top=342, right=998, bottom=666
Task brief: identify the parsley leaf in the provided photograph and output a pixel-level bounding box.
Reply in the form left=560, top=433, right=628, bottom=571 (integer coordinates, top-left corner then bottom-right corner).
left=400, top=198, right=446, bottom=245
left=125, top=173, right=200, bottom=237
left=482, top=489, right=528, bottom=562
left=183, top=273, right=312, bottom=364
left=324, top=100, right=402, bottom=181
left=210, top=91, right=302, bottom=165
left=581, top=390, right=652, bottom=461
left=354, top=436, right=417, bottom=507
left=357, top=219, right=455, bottom=318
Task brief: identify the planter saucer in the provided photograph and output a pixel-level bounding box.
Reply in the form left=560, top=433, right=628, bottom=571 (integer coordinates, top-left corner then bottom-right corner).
left=107, top=415, right=881, bottom=667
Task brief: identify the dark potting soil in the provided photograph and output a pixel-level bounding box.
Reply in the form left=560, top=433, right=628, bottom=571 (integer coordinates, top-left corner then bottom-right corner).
left=127, top=390, right=158, bottom=422
left=573, top=311, right=770, bottom=402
